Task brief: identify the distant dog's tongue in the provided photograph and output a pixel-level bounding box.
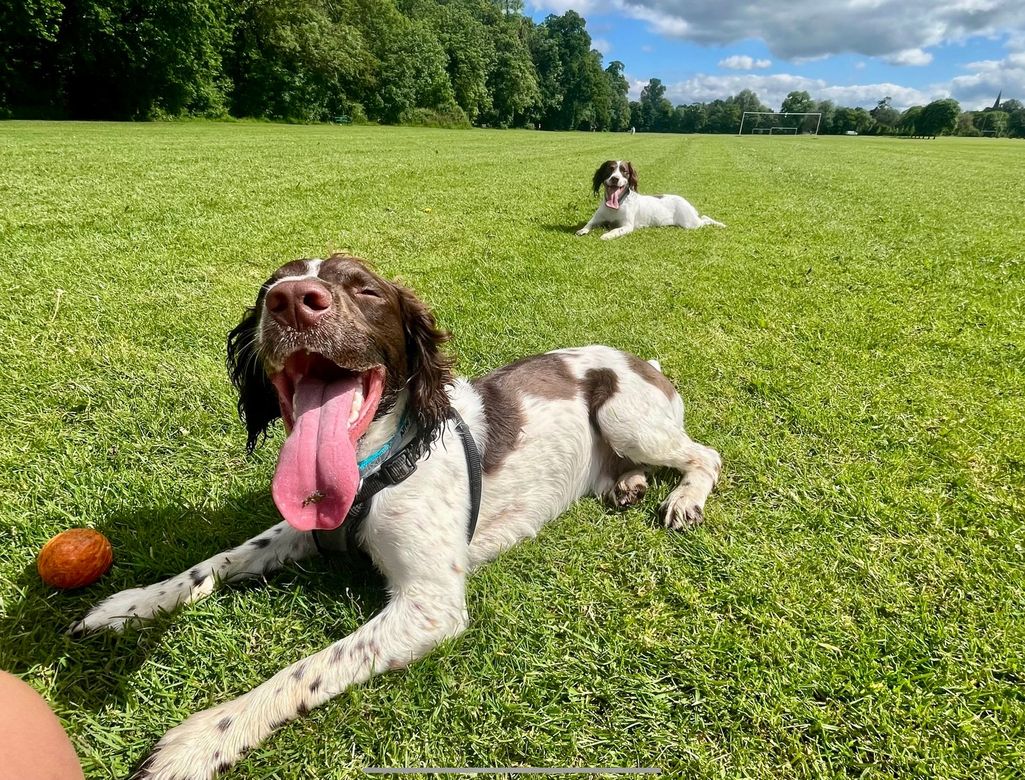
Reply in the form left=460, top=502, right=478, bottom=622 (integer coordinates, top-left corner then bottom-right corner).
left=606, top=186, right=621, bottom=209
left=272, top=375, right=361, bottom=531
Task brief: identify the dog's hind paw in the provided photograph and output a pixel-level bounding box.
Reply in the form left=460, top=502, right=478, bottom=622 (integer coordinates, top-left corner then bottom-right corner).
left=605, top=471, right=648, bottom=509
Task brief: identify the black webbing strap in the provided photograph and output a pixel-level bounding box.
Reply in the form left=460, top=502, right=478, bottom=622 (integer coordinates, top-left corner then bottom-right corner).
left=450, top=409, right=482, bottom=543
left=312, top=408, right=482, bottom=556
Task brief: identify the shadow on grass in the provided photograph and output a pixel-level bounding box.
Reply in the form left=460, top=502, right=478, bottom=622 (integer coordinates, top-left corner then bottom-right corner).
left=0, top=488, right=386, bottom=714
left=540, top=222, right=585, bottom=234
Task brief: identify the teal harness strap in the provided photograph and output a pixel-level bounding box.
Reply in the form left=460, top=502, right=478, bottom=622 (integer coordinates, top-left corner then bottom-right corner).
left=356, top=409, right=411, bottom=475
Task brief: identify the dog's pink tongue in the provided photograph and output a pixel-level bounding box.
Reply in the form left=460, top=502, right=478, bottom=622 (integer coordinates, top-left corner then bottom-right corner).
left=272, top=376, right=361, bottom=531
left=606, top=186, right=621, bottom=209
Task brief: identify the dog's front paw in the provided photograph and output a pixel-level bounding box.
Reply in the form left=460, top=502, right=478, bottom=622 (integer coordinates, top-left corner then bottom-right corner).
left=70, top=579, right=190, bottom=636
left=575, top=227, right=590, bottom=236
left=70, top=586, right=153, bottom=636
left=131, top=706, right=244, bottom=780
left=660, top=495, right=705, bottom=531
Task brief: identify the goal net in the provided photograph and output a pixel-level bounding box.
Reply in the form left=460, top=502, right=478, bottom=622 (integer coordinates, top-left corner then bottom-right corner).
left=739, top=111, right=822, bottom=135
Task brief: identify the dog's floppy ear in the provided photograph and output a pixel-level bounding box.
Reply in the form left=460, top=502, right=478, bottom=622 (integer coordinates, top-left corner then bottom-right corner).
left=396, top=284, right=454, bottom=438
left=226, top=302, right=281, bottom=453
left=592, top=161, right=612, bottom=195
left=626, top=161, right=638, bottom=192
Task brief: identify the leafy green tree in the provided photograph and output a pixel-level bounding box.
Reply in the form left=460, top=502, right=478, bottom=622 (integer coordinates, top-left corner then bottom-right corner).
left=230, top=0, right=376, bottom=122
left=1008, top=106, right=1025, bottom=139
left=704, top=98, right=740, bottom=133
left=410, top=0, right=494, bottom=122
left=870, top=97, right=900, bottom=132
left=373, top=17, right=457, bottom=124
left=780, top=90, right=813, bottom=114
left=0, top=0, right=64, bottom=115
left=955, top=112, right=981, bottom=136
left=832, top=106, right=873, bottom=134
left=485, top=21, right=539, bottom=127
left=731, top=89, right=768, bottom=115
left=899, top=105, right=923, bottom=134
left=59, top=0, right=233, bottom=118
left=628, top=100, right=642, bottom=130
left=639, top=78, right=673, bottom=131
left=813, top=100, right=836, bottom=133
left=526, top=22, right=562, bottom=128
left=604, top=60, right=631, bottom=131
left=975, top=109, right=1009, bottom=136
left=917, top=98, right=960, bottom=136
left=536, top=11, right=604, bottom=130
left=672, top=103, right=705, bottom=134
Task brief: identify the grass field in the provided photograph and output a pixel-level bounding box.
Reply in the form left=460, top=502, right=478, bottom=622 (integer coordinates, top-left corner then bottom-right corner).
left=1, top=122, right=1024, bottom=779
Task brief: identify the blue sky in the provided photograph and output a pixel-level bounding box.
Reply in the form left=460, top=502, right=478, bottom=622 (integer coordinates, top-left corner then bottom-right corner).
left=528, top=0, right=1025, bottom=111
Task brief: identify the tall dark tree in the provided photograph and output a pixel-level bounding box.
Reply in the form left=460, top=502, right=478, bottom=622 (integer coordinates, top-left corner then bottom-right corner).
left=639, top=78, right=672, bottom=131
left=870, top=97, right=900, bottom=131
left=917, top=98, right=960, bottom=136
left=536, top=11, right=601, bottom=130
left=485, top=20, right=539, bottom=127
left=604, top=60, right=631, bottom=131
left=780, top=90, right=813, bottom=114
left=0, top=0, right=64, bottom=116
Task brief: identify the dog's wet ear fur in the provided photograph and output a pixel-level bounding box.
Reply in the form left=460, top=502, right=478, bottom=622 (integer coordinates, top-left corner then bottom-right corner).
left=226, top=299, right=281, bottom=452
left=396, top=285, right=454, bottom=438
left=592, top=161, right=614, bottom=195
left=626, top=161, right=638, bottom=192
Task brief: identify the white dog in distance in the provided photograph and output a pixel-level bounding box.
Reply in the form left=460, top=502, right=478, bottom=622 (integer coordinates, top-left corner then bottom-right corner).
left=576, top=160, right=724, bottom=240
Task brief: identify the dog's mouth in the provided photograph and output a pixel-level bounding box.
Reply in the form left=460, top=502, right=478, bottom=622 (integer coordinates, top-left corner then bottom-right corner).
left=604, top=182, right=627, bottom=209
left=268, top=351, right=386, bottom=532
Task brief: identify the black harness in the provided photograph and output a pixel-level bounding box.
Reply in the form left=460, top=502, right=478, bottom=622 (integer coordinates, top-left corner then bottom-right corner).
left=311, top=408, right=482, bottom=556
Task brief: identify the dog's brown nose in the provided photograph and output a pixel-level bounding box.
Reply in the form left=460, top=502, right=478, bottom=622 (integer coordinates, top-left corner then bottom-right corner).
left=265, top=279, right=332, bottom=330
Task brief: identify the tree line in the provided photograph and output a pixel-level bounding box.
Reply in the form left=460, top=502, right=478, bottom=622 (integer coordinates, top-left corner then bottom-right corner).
left=2, top=0, right=1023, bottom=137
left=1, top=0, right=631, bottom=128
left=637, top=84, right=1025, bottom=138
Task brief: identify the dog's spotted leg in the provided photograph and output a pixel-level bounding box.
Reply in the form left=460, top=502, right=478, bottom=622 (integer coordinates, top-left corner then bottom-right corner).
left=130, top=588, right=468, bottom=780
left=70, top=522, right=315, bottom=635
left=600, top=226, right=633, bottom=240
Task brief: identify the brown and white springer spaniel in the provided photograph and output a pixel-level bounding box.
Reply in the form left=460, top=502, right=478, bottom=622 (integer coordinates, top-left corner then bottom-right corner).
left=577, top=160, right=725, bottom=240
left=73, top=254, right=722, bottom=780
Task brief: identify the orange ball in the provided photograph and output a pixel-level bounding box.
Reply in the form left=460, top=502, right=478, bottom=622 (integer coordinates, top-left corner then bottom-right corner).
left=37, top=528, right=113, bottom=589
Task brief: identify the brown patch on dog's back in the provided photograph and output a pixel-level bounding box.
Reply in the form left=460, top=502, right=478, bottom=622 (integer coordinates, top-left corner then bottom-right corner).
left=486, top=353, right=578, bottom=400
left=625, top=353, right=675, bottom=400
left=472, top=378, right=524, bottom=474
left=472, top=353, right=578, bottom=473
left=582, top=368, right=618, bottom=428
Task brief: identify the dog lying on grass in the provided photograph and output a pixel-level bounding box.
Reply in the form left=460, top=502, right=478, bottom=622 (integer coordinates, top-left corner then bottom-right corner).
left=577, top=160, right=725, bottom=240
left=72, top=254, right=721, bottom=779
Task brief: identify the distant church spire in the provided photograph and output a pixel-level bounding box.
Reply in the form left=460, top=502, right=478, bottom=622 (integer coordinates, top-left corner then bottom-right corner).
left=992, top=91, right=1002, bottom=110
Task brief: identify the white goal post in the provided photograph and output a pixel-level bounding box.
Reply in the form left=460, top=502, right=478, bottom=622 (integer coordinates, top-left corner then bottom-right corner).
left=739, top=111, right=822, bottom=136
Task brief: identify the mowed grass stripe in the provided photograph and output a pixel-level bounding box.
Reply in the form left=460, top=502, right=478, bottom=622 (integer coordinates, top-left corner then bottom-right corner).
left=1, top=122, right=1023, bottom=778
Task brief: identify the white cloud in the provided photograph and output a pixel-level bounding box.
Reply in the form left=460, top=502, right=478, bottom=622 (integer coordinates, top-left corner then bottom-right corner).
left=643, top=72, right=938, bottom=110
left=884, top=48, right=934, bottom=65
left=530, top=0, right=1025, bottom=62
left=641, top=44, right=655, bottom=53
left=592, top=37, right=612, bottom=54
left=946, top=50, right=1025, bottom=108
left=719, top=55, right=773, bottom=70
